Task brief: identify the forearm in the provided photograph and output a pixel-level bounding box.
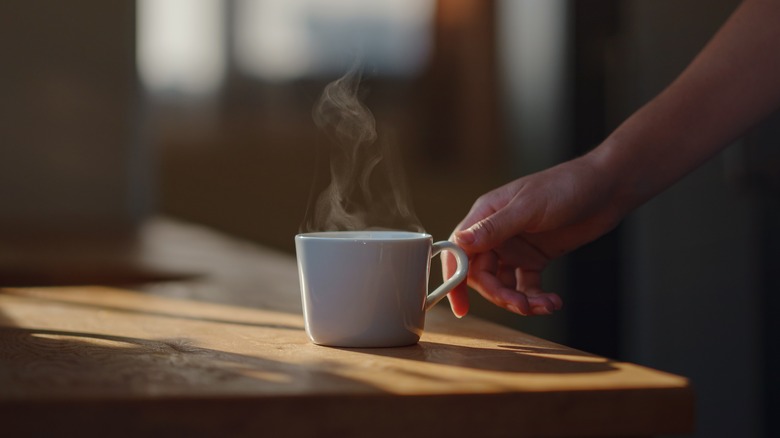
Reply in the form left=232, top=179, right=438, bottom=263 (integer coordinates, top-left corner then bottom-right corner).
left=588, top=0, right=780, bottom=214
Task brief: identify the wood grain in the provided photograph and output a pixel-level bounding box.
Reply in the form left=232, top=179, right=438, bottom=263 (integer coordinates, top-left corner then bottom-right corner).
left=0, top=219, right=693, bottom=437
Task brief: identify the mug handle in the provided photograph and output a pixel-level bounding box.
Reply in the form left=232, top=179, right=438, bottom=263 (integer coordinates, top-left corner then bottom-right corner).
left=425, top=241, right=469, bottom=311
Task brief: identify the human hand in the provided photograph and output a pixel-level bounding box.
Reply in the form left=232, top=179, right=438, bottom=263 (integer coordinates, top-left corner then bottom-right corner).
left=442, top=155, right=624, bottom=317
left=441, top=0, right=780, bottom=318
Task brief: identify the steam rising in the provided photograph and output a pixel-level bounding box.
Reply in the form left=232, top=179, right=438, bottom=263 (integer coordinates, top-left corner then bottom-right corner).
left=302, top=66, right=423, bottom=233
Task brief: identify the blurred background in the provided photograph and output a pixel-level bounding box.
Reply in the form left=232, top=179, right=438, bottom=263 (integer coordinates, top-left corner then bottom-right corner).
left=1, top=0, right=778, bottom=436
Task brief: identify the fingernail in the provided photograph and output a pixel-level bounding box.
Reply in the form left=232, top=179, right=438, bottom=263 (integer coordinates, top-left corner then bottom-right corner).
left=532, top=306, right=552, bottom=315
left=455, top=229, right=475, bottom=245
left=507, top=305, right=525, bottom=316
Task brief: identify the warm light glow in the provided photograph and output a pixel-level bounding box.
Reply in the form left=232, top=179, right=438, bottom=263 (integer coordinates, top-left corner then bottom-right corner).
left=498, top=0, right=571, bottom=169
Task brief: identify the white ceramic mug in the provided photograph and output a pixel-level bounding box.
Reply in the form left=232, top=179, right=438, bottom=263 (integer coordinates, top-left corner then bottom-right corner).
left=295, top=231, right=468, bottom=347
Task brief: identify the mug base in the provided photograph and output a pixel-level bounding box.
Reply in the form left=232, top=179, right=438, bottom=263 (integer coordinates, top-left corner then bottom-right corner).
left=308, top=335, right=421, bottom=348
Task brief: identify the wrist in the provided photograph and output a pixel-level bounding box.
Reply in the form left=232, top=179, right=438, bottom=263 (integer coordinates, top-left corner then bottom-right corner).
left=579, top=138, right=639, bottom=223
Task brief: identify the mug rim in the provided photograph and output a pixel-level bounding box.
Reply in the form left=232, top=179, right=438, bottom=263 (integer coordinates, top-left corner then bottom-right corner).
left=296, top=230, right=431, bottom=240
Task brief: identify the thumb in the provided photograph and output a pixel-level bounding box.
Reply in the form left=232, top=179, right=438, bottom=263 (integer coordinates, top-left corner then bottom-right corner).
left=454, top=206, right=526, bottom=253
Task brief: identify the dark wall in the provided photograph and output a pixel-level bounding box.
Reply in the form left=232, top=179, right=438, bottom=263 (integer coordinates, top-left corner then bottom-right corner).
left=610, top=1, right=767, bottom=437
left=0, top=0, right=150, bottom=235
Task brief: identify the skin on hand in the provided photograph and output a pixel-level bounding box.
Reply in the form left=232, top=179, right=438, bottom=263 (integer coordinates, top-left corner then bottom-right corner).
left=442, top=0, right=780, bottom=318
left=442, top=156, right=623, bottom=317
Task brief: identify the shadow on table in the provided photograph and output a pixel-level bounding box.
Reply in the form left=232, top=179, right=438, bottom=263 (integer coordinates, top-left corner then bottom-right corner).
left=0, top=327, right=374, bottom=397
left=0, top=265, right=198, bottom=287
left=337, top=341, right=618, bottom=374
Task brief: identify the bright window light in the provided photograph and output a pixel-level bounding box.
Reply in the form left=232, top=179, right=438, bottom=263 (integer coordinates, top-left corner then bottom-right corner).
left=137, top=0, right=434, bottom=90
left=234, top=0, right=435, bottom=81
left=136, top=0, right=226, bottom=96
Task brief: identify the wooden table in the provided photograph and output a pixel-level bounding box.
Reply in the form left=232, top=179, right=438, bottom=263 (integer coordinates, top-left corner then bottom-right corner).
left=0, top=219, right=693, bottom=437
